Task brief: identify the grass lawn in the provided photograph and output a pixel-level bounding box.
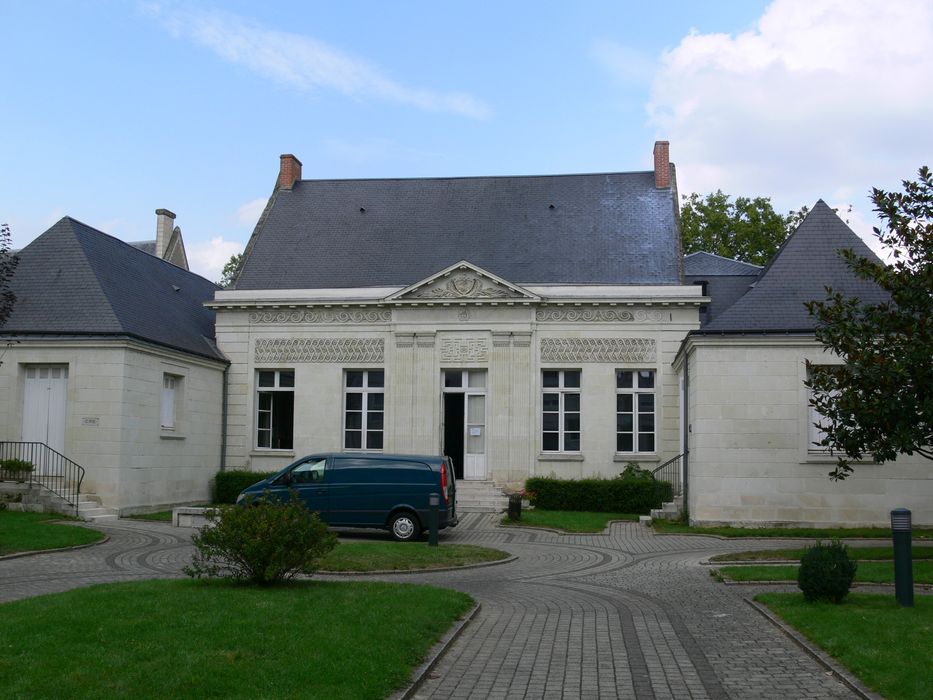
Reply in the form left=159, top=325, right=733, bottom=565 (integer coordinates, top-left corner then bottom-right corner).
left=710, top=545, right=933, bottom=562
left=757, top=593, right=932, bottom=700
left=717, top=560, right=933, bottom=584
left=0, top=511, right=104, bottom=556
left=501, top=509, right=639, bottom=533
left=653, top=520, right=933, bottom=539
left=123, top=510, right=173, bottom=522
left=0, top=579, right=473, bottom=699
left=319, top=541, right=509, bottom=571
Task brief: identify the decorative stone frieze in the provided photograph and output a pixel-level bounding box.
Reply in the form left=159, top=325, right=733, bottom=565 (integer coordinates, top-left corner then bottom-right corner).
left=440, top=338, right=489, bottom=362
left=255, top=338, right=384, bottom=363
left=249, top=309, right=392, bottom=324
left=535, top=308, right=665, bottom=323
left=540, top=338, right=656, bottom=363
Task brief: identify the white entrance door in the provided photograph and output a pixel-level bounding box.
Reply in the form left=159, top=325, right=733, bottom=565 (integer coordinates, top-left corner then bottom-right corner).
left=464, top=393, right=486, bottom=480
left=22, top=366, right=69, bottom=473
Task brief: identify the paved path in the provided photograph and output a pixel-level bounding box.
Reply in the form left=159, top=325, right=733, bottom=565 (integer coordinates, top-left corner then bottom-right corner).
left=0, top=515, right=862, bottom=698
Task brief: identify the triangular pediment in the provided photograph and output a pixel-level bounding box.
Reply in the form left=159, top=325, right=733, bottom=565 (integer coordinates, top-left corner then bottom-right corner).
left=386, top=261, right=539, bottom=302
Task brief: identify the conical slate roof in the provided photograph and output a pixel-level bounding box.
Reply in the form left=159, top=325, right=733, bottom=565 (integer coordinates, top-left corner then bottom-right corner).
left=700, top=201, right=888, bottom=333
left=3, top=217, right=224, bottom=361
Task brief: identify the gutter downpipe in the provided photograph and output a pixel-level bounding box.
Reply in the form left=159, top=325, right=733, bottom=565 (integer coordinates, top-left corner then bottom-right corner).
left=220, top=364, right=229, bottom=472
left=683, top=348, right=689, bottom=522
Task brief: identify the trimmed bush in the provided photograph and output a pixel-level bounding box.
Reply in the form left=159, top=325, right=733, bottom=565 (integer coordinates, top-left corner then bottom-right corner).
left=798, top=540, right=858, bottom=603
left=0, top=459, right=34, bottom=474
left=214, top=469, right=277, bottom=504
left=525, top=474, right=672, bottom=514
left=185, top=491, right=337, bottom=585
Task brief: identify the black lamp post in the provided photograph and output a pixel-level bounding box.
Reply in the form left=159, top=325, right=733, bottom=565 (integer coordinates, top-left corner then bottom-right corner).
left=891, top=508, right=914, bottom=608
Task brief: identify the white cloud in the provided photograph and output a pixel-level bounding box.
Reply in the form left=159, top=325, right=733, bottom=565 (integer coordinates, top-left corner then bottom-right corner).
left=187, top=235, right=244, bottom=282
left=143, top=3, right=491, bottom=119
left=647, top=0, right=933, bottom=249
left=235, top=198, right=267, bottom=227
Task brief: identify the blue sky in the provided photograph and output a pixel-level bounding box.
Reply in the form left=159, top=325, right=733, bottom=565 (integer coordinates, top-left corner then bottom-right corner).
left=3, top=0, right=931, bottom=280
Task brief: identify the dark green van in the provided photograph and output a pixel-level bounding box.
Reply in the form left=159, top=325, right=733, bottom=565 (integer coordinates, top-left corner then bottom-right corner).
left=236, top=453, right=457, bottom=541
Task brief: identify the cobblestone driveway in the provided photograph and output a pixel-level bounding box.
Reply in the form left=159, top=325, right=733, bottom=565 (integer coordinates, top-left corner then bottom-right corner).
left=0, top=515, right=860, bottom=699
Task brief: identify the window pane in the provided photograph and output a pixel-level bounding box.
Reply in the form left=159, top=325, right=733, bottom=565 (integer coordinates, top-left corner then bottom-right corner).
left=346, top=371, right=364, bottom=388
left=366, top=431, right=383, bottom=450
left=542, top=371, right=559, bottom=388
left=468, top=371, right=486, bottom=388
left=564, top=414, right=580, bottom=432
left=616, top=371, right=633, bottom=388
left=257, top=431, right=270, bottom=448
left=259, top=392, right=272, bottom=411
left=279, top=371, right=295, bottom=388
left=638, top=370, right=655, bottom=389
left=444, top=371, right=463, bottom=387
left=346, top=393, right=363, bottom=411
left=638, top=434, right=655, bottom=452
left=618, top=434, right=633, bottom=452
left=258, top=371, right=275, bottom=387
left=564, top=433, right=580, bottom=451
left=638, top=414, right=655, bottom=432
left=467, top=395, right=484, bottom=423
left=638, top=394, right=655, bottom=412
left=617, top=414, right=633, bottom=432
left=563, top=393, right=580, bottom=412
left=367, top=393, right=384, bottom=411
left=345, top=431, right=362, bottom=449
left=467, top=431, right=484, bottom=453
left=345, top=412, right=362, bottom=430
left=563, top=371, right=580, bottom=388
left=543, top=393, right=560, bottom=412
left=258, top=412, right=271, bottom=430
left=617, top=394, right=633, bottom=412
left=543, top=413, right=559, bottom=431
left=542, top=433, right=559, bottom=451
left=367, top=370, right=384, bottom=388
left=367, top=412, right=384, bottom=430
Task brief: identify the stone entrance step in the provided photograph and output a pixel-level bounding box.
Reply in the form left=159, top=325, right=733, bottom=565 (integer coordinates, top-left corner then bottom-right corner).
left=457, top=480, right=509, bottom=513
left=77, top=493, right=119, bottom=522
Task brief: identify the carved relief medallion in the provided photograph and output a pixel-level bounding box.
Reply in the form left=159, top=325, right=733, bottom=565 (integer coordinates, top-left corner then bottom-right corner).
left=414, top=275, right=510, bottom=299
left=440, top=338, right=488, bottom=362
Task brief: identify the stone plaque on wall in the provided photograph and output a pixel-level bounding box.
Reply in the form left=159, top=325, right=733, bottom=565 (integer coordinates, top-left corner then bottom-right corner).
left=255, top=338, right=384, bottom=363
left=540, top=338, right=656, bottom=363
left=535, top=308, right=665, bottom=323
left=440, top=338, right=488, bottom=362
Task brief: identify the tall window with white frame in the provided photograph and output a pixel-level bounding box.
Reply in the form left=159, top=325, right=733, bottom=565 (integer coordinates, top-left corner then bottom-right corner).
left=161, top=374, right=181, bottom=430
left=256, top=370, right=294, bottom=450
left=345, top=370, right=384, bottom=450
left=542, top=370, right=581, bottom=452
left=616, top=369, right=656, bottom=453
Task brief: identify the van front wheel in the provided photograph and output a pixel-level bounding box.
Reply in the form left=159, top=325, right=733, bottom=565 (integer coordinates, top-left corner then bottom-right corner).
left=389, top=512, right=420, bottom=542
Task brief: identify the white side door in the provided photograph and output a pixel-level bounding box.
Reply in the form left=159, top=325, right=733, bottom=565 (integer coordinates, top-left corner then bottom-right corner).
left=22, top=366, right=69, bottom=473
left=464, top=393, right=486, bottom=480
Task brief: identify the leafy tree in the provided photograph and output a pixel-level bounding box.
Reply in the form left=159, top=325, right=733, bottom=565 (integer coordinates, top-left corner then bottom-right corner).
left=805, top=166, right=933, bottom=479
left=218, top=252, right=244, bottom=288
left=680, top=191, right=807, bottom=265
left=0, top=223, right=18, bottom=327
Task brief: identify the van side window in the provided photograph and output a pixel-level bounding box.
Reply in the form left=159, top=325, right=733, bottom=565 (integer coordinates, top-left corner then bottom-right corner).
left=291, top=458, right=327, bottom=484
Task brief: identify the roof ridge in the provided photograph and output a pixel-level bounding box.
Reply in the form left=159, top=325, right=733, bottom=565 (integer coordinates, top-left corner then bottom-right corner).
left=685, top=250, right=763, bottom=269
left=293, top=170, right=655, bottom=185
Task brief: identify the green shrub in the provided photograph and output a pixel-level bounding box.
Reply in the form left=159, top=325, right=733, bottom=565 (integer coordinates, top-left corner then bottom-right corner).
left=525, top=475, right=672, bottom=514
left=0, top=459, right=34, bottom=475
left=213, top=469, right=277, bottom=504
left=184, top=491, right=337, bottom=585
left=798, top=540, right=858, bottom=603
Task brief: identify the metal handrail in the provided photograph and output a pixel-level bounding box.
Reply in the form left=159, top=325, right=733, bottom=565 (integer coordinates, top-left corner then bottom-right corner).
left=0, top=441, right=85, bottom=516
left=651, top=453, right=683, bottom=497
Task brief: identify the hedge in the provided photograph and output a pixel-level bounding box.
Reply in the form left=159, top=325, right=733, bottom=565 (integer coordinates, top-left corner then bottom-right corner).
left=214, top=469, right=278, bottom=504
left=525, top=476, right=672, bottom=514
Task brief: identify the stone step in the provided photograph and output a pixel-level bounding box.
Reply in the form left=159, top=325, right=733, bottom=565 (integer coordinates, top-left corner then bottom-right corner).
left=84, top=513, right=118, bottom=523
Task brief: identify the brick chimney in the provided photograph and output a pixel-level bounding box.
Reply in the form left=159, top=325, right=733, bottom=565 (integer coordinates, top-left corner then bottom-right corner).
left=278, top=154, right=303, bottom=190
left=155, top=208, right=176, bottom=258
left=653, top=140, right=671, bottom=189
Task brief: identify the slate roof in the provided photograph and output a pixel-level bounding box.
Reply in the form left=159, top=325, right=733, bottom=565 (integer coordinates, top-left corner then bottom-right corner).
left=684, top=251, right=762, bottom=276
left=234, top=171, right=682, bottom=290
left=3, top=217, right=225, bottom=361
left=698, top=201, right=888, bottom=333
left=684, top=252, right=762, bottom=325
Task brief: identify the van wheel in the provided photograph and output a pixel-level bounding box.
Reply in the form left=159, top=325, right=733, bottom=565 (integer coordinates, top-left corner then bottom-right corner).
left=389, top=512, right=420, bottom=542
